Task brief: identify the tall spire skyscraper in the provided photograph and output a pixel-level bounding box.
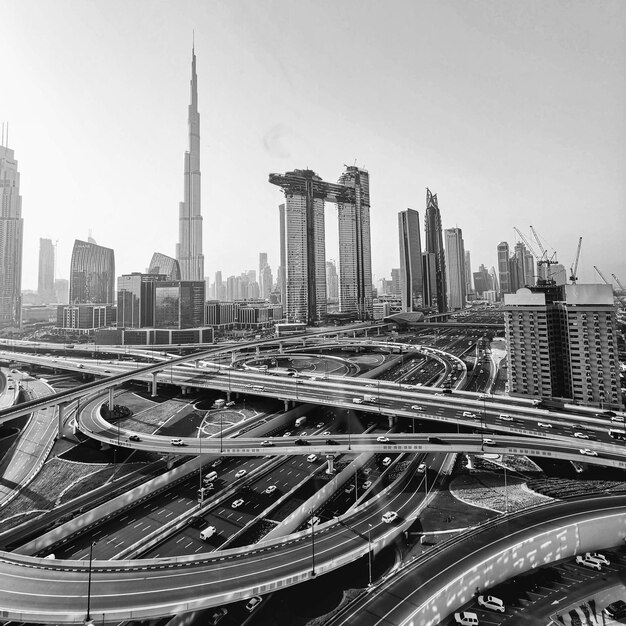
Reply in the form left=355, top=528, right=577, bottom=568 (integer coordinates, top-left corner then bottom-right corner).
left=176, top=46, right=204, bottom=282
left=423, top=188, right=447, bottom=312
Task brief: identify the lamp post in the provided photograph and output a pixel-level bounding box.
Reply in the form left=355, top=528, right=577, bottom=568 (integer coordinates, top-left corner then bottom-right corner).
left=504, top=464, right=508, bottom=513
left=367, top=525, right=373, bottom=587
left=85, top=541, right=96, bottom=625
left=310, top=509, right=316, bottom=577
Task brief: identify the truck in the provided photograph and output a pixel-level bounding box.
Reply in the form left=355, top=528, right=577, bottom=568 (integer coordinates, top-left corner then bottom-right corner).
left=295, top=416, right=307, bottom=428
left=363, top=395, right=378, bottom=403
left=212, top=399, right=226, bottom=409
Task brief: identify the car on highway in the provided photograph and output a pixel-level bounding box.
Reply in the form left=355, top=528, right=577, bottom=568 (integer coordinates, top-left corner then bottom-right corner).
left=187, top=516, right=206, bottom=529
left=477, top=595, right=505, bottom=613
left=300, top=431, right=308, bottom=436
left=103, top=369, right=111, bottom=373
left=382, top=511, right=398, bottom=524
left=294, top=438, right=308, bottom=446
left=585, top=552, right=610, bottom=565
left=307, top=454, right=318, bottom=462
left=260, top=440, right=274, bottom=447
left=245, top=596, right=262, bottom=612
left=323, top=431, right=331, bottom=435
left=574, top=431, right=590, bottom=439
left=235, top=469, right=247, bottom=478
left=128, top=434, right=141, bottom=442
left=382, top=457, right=392, bottom=466
left=478, top=394, right=489, bottom=400
left=498, top=414, right=513, bottom=421
left=316, top=422, right=324, bottom=428
left=411, top=405, right=424, bottom=411
left=362, top=480, right=372, bottom=490
left=264, top=485, right=277, bottom=495
left=611, top=415, right=624, bottom=423
left=462, top=411, right=477, bottom=418
left=208, top=607, right=228, bottom=625
left=428, top=436, right=446, bottom=444
left=579, top=448, right=598, bottom=456
left=282, top=431, right=292, bottom=437
left=231, top=499, right=244, bottom=509
left=418, top=463, right=426, bottom=472
left=170, top=438, right=185, bottom=446
left=576, top=554, right=602, bottom=570
left=211, top=459, right=223, bottom=468
left=376, top=436, right=390, bottom=443
left=537, top=422, right=552, bottom=428
left=483, top=438, right=496, bottom=446
left=454, top=611, right=479, bottom=625
left=363, top=467, right=372, bottom=475
left=344, top=484, right=355, bottom=494
left=325, top=438, right=338, bottom=445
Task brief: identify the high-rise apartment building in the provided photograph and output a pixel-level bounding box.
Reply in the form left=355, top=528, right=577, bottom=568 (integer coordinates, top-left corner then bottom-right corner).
left=69, top=239, right=115, bottom=304
left=176, top=47, right=204, bottom=282
left=398, top=208, right=423, bottom=311
left=497, top=242, right=511, bottom=298
left=504, top=284, right=620, bottom=408
left=444, top=228, right=466, bottom=311
left=423, top=189, right=447, bottom=312
left=38, top=238, right=55, bottom=303
left=148, top=252, right=181, bottom=281
left=0, top=141, right=23, bottom=328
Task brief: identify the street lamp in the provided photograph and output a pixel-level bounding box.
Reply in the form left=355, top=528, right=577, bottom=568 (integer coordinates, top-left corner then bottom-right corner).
left=85, top=540, right=96, bottom=625
left=367, top=525, right=373, bottom=587
left=310, top=509, right=316, bottom=577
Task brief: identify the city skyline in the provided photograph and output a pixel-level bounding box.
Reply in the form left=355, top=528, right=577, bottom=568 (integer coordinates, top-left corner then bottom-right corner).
left=2, top=1, right=625, bottom=291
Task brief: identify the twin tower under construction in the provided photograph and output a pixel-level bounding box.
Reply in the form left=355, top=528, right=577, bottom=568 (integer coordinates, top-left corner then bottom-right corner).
left=270, top=167, right=372, bottom=325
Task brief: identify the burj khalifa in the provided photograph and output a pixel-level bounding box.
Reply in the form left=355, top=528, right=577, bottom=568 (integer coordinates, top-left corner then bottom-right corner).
left=176, top=46, right=204, bottom=282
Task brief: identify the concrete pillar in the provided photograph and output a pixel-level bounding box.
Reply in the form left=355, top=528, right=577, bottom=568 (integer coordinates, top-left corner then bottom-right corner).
left=151, top=372, right=158, bottom=397
left=226, top=391, right=231, bottom=402
left=279, top=342, right=284, bottom=354
left=325, top=455, right=335, bottom=474
left=388, top=415, right=396, bottom=428
left=108, top=386, right=115, bottom=415
left=57, top=403, right=66, bottom=438
left=166, top=454, right=174, bottom=469
left=284, top=399, right=289, bottom=412
left=231, top=352, right=237, bottom=364
left=256, top=346, right=260, bottom=356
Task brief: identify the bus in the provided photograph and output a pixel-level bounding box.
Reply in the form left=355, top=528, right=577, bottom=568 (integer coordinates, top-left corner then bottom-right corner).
left=609, top=429, right=626, bottom=440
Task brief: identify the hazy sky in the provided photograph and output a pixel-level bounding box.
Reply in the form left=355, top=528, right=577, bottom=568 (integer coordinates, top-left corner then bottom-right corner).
left=2, top=0, right=625, bottom=291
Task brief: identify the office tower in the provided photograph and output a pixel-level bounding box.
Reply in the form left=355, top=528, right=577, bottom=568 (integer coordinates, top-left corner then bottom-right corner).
left=38, top=238, right=55, bottom=303
left=398, top=208, right=423, bottom=311
left=0, top=140, right=23, bottom=329
left=69, top=239, right=115, bottom=304
left=176, top=46, right=204, bottom=282
left=422, top=253, right=437, bottom=308
left=117, top=273, right=166, bottom=328
left=155, top=280, right=205, bottom=329
left=423, top=188, right=447, bottom=313
left=326, top=261, right=339, bottom=300
left=277, top=203, right=286, bottom=305
left=261, top=265, right=273, bottom=300
left=149, top=252, right=181, bottom=281
left=473, top=264, right=491, bottom=297
left=497, top=242, right=511, bottom=297
left=504, top=284, right=619, bottom=408
left=489, top=266, right=499, bottom=294
left=259, top=252, right=268, bottom=296
left=336, top=166, right=373, bottom=319
left=444, top=228, right=466, bottom=310
left=464, top=250, right=473, bottom=296
left=390, top=268, right=401, bottom=296
left=523, top=249, right=535, bottom=287
left=55, top=279, right=69, bottom=304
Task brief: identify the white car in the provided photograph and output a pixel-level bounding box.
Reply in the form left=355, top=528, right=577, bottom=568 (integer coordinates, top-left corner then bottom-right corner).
left=483, top=438, right=496, bottom=446
left=362, top=480, right=372, bottom=490
left=382, top=457, right=392, bottom=466
left=245, top=596, right=262, bottom=612
left=235, top=469, right=247, bottom=478
left=498, top=414, right=513, bottom=421
left=478, top=394, right=489, bottom=400
left=462, top=411, right=477, bottom=418
left=307, top=454, right=318, bottom=462
left=453, top=611, right=479, bottom=625
left=260, top=440, right=273, bottom=447
left=477, top=595, right=505, bottom=613
left=231, top=499, right=244, bottom=509
left=381, top=511, right=398, bottom=524
left=282, top=431, right=292, bottom=437
left=323, top=431, right=331, bottom=436
left=170, top=438, right=185, bottom=446
left=418, top=463, right=426, bottom=472
left=585, top=552, right=610, bottom=565
left=264, top=485, right=277, bottom=495
left=316, top=422, right=324, bottom=428
left=376, top=436, right=389, bottom=443
left=580, top=448, right=598, bottom=456
left=344, top=484, right=355, bottom=494
left=411, top=405, right=424, bottom=411
left=537, top=422, right=552, bottom=428
left=574, top=432, right=589, bottom=439
left=576, top=554, right=602, bottom=570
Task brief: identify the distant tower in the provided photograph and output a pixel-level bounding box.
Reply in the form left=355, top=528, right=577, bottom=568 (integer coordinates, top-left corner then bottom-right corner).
left=398, top=208, right=423, bottom=311
left=38, top=238, right=56, bottom=303
left=497, top=241, right=511, bottom=298
left=176, top=45, right=204, bottom=282
left=0, top=138, right=24, bottom=328
left=423, top=189, right=447, bottom=312
left=464, top=250, right=473, bottom=296
left=326, top=260, right=339, bottom=300
left=277, top=203, right=286, bottom=305
left=69, top=239, right=115, bottom=304
left=148, top=252, right=181, bottom=281
left=444, top=227, right=466, bottom=310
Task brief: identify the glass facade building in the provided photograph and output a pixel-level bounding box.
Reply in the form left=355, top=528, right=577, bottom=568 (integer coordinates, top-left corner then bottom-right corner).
left=155, top=281, right=205, bottom=329
left=69, top=239, right=115, bottom=305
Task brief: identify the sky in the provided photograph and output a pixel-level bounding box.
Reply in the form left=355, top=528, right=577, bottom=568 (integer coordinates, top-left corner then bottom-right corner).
left=2, top=0, right=625, bottom=292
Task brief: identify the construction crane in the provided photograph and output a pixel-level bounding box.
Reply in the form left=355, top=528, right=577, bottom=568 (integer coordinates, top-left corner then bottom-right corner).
left=529, top=225, right=558, bottom=266
left=594, top=265, right=612, bottom=285
left=569, top=236, right=583, bottom=284
left=514, top=226, right=557, bottom=284
left=612, top=274, right=626, bottom=293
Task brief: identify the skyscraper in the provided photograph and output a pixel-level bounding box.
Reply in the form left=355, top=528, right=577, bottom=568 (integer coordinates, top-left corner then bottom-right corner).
left=38, top=238, right=55, bottom=303
left=398, top=208, right=423, bottom=311
left=497, top=241, right=511, bottom=298
left=326, top=260, right=339, bottom=300
left=0, top=140, right=23, bottom=329
left=148, top=252, right=181, bottom=281
left=176, top=46, right=204, bottom=282
left=117, top=272, right=165, bottom=328
left=69, top=239, right=115, bottom=304
left=423, top=189, right=447, bottom=313
left=155, top=281, right=205, bottom=329
left=259, top=252, right=268, bottom=296
left=444, top=227, right=466, bottom=310
left=277, top=203, right=286, bottom=305
left=464, top=250, right=473, bottom=296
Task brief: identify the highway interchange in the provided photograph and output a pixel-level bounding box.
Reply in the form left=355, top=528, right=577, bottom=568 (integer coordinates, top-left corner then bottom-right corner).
left=0, top=319, right=625, bottom=625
